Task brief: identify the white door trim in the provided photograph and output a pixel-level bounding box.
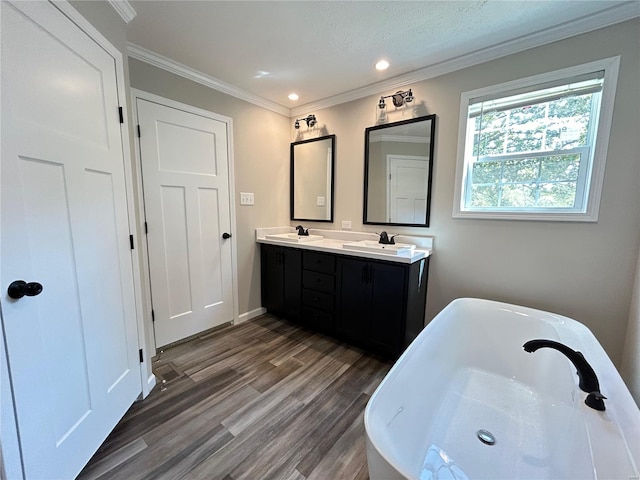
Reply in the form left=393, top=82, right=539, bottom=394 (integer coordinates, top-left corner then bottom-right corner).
left=130, top=89, right=239, bottom=353
left=0, top=1, right=150, bottom=477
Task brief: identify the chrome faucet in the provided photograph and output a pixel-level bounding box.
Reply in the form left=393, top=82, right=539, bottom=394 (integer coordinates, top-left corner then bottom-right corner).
left=523, top=339, right=606, bottom=411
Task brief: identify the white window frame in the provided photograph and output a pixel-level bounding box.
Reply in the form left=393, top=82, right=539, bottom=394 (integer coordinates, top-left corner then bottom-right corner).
left=453, top=56, right=620, bottom=222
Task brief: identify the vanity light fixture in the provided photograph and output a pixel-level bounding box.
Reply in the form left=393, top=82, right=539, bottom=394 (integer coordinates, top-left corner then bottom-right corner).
left=378, top=89, right=414, bottom=109
left=294, top=114, right=317, bottom=129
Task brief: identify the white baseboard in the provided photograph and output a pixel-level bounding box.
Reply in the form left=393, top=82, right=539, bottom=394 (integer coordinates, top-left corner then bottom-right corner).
left=237, top=307, right=266, bottom=324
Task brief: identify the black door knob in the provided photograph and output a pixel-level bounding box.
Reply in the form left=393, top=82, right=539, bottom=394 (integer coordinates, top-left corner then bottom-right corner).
left=7, top=280, right=43, bottom=299
left=222, top=232, right=232, bottom=239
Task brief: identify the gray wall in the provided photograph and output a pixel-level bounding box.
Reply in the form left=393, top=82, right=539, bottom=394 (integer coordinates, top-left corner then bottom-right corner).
left=293, top=19, right=640, bottom=368
left=621, top=247, right=640, bottom=404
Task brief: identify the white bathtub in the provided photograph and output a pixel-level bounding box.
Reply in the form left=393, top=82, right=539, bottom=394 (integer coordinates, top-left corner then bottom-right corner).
left=365, top=298, right=640, bottom=480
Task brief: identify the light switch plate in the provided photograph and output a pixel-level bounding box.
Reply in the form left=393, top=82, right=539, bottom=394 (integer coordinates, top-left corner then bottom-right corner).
left=341, top=220, right=352, bottom=230
left=240, top=192, right=254, bottom=205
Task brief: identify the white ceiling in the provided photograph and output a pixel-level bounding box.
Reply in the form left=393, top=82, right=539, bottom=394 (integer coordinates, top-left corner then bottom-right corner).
left=125, top=1, right=639, bottom=116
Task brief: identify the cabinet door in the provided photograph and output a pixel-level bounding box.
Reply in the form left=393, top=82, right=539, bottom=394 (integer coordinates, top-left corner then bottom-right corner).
left=282, top=247, right=302, bottom=321
left=336, top=257, right=370, bottom=342
left=261, top=244, right=285, bottom=314
left=368, top=262, right=406, bottom=355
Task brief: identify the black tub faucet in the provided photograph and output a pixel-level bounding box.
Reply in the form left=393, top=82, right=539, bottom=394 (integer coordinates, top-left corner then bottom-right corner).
left=523, top=339, right=606, bottom=411
left=378, top=231, right=395, bottom=245
left=295, top=225, right=309, bottom=236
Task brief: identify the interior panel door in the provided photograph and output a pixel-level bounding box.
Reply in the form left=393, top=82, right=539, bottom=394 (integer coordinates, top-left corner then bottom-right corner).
left=136, top=98, right=234, bottom=347
left=388, top=156, right=429, bottom=223
left=0, top=2, right=141, bottom=478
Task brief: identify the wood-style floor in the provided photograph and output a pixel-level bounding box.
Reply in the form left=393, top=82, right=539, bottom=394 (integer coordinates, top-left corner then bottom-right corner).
left=78, top=315, right=392, bottom=480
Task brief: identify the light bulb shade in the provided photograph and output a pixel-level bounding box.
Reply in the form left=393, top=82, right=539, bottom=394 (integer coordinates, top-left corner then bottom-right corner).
left=406, top=89, right=414, bottom=103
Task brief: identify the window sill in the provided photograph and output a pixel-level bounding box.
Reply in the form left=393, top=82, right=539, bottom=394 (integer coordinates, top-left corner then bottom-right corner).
left=452, top=209, right=598, bottom=222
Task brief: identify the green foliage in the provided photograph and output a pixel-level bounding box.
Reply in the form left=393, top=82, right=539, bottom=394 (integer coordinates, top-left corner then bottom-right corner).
left=467, top=90, right=594, bottom=209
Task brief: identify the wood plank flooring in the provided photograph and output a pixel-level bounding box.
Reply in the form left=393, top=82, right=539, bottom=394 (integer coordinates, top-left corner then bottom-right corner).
left=78, top=315, right=392, bottom=480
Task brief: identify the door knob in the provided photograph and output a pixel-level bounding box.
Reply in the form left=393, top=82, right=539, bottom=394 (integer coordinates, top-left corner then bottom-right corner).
left=222, top=232, right=232, bottom=239
left=7, top=280, right=43, bottom=299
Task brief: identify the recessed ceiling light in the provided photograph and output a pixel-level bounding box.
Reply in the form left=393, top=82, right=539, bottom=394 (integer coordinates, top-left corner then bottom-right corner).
left=288, top=93, right=299, bottom=101
left=375, top=60, right=389, bottom=71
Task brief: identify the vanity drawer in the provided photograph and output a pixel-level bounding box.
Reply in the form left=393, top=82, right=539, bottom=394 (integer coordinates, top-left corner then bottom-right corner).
left=302, top=306, right=334, bottom=332
left=303, top=251, right=336, bottom=274
left=302, top=270, right=334, bottom=293
left=302, top=288, right=334, bottom=312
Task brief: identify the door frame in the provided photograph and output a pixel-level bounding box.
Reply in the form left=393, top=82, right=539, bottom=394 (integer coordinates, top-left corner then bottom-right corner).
left=130, top=89, right=239, bottom=354
left=0, top=1, right=151, bottom=478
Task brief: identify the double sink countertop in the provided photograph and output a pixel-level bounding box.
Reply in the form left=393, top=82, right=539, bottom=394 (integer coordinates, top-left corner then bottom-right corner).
left=256, top=227, right=433, bottom=264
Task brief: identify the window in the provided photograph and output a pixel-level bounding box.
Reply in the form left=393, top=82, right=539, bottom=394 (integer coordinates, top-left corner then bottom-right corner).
left=454, top=57, right=620, bottom=221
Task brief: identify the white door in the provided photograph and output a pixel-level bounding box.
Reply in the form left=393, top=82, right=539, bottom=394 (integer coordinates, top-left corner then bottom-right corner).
left=136, top=98, right=234, bottom=347
left=388, top=155, right=429, bottom=223
left=0, top=2, right=141, bottom=479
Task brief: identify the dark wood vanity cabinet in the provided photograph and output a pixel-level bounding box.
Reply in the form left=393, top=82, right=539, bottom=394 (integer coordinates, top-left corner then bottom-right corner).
left=336, top=258, right=407, bottom=356
left=261, top=244, right=302, bottom=321
left=260, top=244, right=429, bottom=357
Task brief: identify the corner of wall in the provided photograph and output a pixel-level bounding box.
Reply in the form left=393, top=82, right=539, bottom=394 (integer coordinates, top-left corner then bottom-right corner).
left=621, top=247, right=640, bottom=407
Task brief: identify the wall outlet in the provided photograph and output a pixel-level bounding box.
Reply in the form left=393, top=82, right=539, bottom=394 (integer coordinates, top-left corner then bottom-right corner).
left=316, top=196, right=325, bottom=206
left=341, top=220, right=352, bottom=230
left=240, top=192, right=254, bottom=205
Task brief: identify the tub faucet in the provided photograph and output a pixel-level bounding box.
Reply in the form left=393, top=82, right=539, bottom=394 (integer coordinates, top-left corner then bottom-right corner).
left=295, top=225, right=309, bottom=236
left=523, top=339, right=606, bottom=411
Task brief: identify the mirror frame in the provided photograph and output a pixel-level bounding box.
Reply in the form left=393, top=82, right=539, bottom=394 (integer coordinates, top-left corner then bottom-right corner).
left=363, top=114, right=436, bottom=227
left=290, top=134, right=336, bottom=223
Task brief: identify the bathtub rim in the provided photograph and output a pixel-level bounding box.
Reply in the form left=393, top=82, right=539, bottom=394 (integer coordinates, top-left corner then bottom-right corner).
left=364, top=297, right=640, bottom=480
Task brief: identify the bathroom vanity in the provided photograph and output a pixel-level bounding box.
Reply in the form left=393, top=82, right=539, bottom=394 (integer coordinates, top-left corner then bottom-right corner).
left=257, top=228, right=432, bottom=357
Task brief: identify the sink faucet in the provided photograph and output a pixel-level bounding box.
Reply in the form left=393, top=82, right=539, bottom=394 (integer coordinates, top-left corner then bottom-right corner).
left=295, top=225, right=309, bottom=236
left=523, top=339, right=606, bottom=411
left=378, top=231, right=395, bottom=245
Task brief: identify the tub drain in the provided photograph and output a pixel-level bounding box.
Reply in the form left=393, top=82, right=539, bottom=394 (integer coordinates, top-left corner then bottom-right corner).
left=476, top=429, right=495, bottom=445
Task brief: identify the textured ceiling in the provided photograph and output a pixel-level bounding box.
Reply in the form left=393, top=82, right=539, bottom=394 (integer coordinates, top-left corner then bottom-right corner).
left=126, top=1, right=638, bottom=112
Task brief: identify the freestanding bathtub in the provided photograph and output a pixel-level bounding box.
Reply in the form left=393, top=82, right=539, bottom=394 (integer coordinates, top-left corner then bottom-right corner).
left=365, top=298, right=640, bottom=480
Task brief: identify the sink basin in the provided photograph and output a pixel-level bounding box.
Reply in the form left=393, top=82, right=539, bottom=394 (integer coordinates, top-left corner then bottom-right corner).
left=265, top=233, right=324, bottom=243
left=342, top=240, right=416, bottom=255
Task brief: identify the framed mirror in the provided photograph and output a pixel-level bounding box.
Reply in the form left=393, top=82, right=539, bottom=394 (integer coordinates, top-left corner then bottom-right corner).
left=291, top=134, right=335, bottom=222
left=363, top=115, right=436, bottom=227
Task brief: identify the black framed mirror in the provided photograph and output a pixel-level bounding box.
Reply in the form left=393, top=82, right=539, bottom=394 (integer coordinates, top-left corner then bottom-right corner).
left=363, top=115, right=436, bottom=227
left=291, top=134, right=335, bottom=222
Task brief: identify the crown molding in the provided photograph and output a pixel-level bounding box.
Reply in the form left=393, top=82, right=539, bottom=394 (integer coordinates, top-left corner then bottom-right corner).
left=127, top=3, right=637, bottom=119
left=127, top=43, right=290, bottom=117
left=291, top=2, right=639, bottom=117
left=107, top=0, right=136, bottom=24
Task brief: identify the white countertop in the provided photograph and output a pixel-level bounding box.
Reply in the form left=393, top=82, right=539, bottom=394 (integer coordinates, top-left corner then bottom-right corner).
left=256, top=227, right=433, bottom=264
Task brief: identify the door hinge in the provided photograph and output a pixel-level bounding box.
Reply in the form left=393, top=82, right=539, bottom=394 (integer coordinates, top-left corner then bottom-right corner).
left=118, top=106, right=124, bottom=124
left=129, top=234, right=134, bottom=250
left=137, top=125, right=141, bottom=138
left=151, top=309, right=155, bottom=322
left=139, top=349, right=144, bottom=363
left=144, top=221, right=148, bottom=234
